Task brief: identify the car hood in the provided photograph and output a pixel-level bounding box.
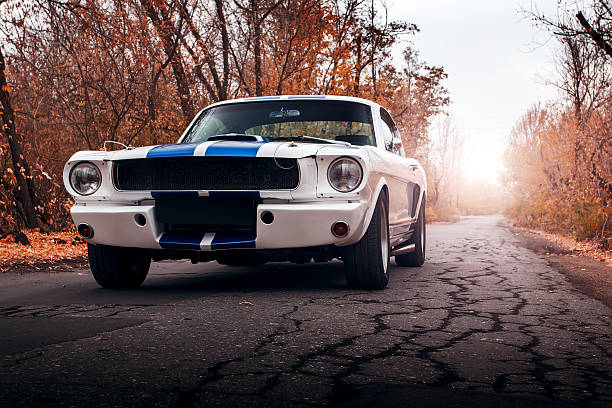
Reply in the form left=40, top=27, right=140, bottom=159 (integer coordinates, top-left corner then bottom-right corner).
left=68, top=140, right=365, bottom=162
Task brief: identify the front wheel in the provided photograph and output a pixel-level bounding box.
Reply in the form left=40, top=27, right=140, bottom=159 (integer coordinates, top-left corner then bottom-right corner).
left=88, top=243, right=150, bottom=289
left=342, top=194, right=390, bottom=290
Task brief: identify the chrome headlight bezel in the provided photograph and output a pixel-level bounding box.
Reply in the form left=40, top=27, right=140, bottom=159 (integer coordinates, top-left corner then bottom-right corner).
left=327, top=156, right=363, bottom=193
left=69, top=162, right=102, bottom=196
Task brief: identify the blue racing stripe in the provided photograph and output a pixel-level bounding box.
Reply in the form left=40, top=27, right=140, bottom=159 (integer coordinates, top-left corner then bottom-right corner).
left=208, top=191, right=260, bottom=199
left=211, top=231, right=256, bottom=250
left=147, top=143, right=200, bottom=158
left=152, top=191, right=199, bottom=198
left=205, top=141, right=265, bottom=157
left=159, top=231, right=204, bottom=250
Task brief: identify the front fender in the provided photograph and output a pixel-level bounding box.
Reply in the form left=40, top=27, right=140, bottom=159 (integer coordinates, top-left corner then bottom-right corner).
left=340, top=175, right=388, bottom=245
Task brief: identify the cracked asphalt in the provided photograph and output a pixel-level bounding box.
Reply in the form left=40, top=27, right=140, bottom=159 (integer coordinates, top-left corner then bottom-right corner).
left=0, top=216, right=610, bottom=407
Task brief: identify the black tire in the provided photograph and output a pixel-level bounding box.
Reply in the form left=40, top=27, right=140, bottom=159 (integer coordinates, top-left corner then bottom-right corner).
left=395, top=196, right=426, bottom=267
left=342, top=194, right=390, bottom=290
left=88, top=243, right=150, bottom=289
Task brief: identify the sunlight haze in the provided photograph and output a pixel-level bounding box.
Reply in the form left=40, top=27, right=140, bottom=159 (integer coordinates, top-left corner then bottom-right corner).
left=390, top=0, right=561, bottom=183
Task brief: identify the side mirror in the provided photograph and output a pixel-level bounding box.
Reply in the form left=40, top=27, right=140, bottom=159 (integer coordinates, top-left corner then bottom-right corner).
left=387, top=137, right=402, bottom=151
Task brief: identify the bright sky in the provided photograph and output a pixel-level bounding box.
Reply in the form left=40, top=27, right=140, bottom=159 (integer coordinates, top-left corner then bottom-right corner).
left=389, top=0, right=561, bottom=183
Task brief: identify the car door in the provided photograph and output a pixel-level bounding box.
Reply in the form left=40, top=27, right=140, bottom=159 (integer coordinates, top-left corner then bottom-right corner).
left=378, top=108, right=420, bottom=244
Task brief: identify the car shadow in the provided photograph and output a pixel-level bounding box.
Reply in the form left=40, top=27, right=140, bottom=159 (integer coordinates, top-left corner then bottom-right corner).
left=68, top=260, right=419, bottom=305
left=5, top=260, right=424, bottom=307
left=71, top=261, right=350, bottom=305
left=139, top=260, right=348, bottom=293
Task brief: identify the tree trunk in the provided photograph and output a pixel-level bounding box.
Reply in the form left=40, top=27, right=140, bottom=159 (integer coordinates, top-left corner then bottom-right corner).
left=370, top=0, right=377, bottom=98
left=0, top=48, right=38, bottom=229
left=252, top=0, right=263, bottom=96
left=353, top=35, right=362, bottom=95
left=141, top=0, right=194, bottom=120
left=214, top=0, right=230, bottom=100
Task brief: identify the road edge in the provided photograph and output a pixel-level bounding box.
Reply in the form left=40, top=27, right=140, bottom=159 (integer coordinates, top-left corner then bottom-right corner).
left=509, top=224, right=611, bottom=309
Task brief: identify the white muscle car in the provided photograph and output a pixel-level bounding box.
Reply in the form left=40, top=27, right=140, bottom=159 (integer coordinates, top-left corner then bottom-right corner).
left=64, top=95, right=427, bottom=290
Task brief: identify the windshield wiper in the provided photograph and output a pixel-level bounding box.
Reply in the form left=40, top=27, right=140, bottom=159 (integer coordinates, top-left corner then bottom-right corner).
left=270, top=136, right=351, bottom=146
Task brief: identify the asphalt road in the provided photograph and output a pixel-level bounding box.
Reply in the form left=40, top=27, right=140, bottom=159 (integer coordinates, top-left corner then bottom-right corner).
left=0, top=216, right=610, bottom=407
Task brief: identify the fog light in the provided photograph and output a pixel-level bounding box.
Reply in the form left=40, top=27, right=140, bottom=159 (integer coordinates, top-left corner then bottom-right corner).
left=331, top=221, right=349, bottom=237
left=261, top=211, right=274, bottom=225
left=134, top=214, right=147, bottom=226
left=77, top=223, right=94, bottom=239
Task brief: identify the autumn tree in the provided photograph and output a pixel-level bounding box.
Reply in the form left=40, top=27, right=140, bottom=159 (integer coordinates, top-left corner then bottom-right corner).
left=385, top=47, right=449, bottom=155
left=424, top=117, right=464, bottom=214
left=508, top=1, right=612, bottom=243
left=0, top=0, right=44, bottom=235
left=265, top=0, right=327, bottom=94
left=528, top=0, right=612, bottom=58
left=0, top=0, right=451, bottom=234
left=0, top=46, right=39, bottom=232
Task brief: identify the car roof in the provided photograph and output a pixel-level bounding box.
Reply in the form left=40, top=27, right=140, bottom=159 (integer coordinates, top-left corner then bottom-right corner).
left=204, top=95, right=382, bottom=110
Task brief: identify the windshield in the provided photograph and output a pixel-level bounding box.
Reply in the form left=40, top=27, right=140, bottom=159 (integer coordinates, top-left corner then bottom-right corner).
left=181, top=100, right=375, bottom=146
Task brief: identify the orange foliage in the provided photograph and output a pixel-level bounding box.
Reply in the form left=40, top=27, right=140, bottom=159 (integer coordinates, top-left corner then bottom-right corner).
left=0, top=230, right=87, bottom=272
left=503, top=105, right=611, bottom=244
left=509, top=1, right=612, bottom=248
left=0, top=0, right=448, bottom=237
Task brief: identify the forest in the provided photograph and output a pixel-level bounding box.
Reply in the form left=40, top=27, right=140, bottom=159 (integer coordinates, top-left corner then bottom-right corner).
left=505, top=0, right=611, bottom=246
left=0, top=0, right=609, bottom=248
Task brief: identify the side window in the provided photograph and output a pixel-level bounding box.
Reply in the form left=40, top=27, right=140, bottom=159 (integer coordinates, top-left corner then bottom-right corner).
left=379, top=117, right=394, bottom=150
left=380, top=108, right=404, bottom=156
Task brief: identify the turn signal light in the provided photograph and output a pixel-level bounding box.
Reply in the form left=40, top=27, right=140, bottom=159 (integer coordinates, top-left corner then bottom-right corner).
left=332, top=221, right=349, bottom=238
left=77, top=223, right=94, bottom=239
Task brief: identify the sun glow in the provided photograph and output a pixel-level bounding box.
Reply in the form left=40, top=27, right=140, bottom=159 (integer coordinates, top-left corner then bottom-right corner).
left=462, top=143, right=505, bottom=184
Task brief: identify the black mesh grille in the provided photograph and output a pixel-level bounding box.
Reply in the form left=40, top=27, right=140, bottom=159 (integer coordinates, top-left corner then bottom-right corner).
left=113, top=157, right=299, bottom=191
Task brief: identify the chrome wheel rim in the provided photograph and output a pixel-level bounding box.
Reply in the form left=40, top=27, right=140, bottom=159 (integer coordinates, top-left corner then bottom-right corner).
left=420, top=219, right=425, bottom=253
left=381, top=209, right=389, bottom=273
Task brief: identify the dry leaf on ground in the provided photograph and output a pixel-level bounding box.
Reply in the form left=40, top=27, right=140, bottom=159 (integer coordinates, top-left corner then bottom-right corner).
left=0, top=229, right=86, bottom=272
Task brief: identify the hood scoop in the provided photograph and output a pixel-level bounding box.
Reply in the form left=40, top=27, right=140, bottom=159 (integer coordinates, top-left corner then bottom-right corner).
left=207, top=133, right=266, bottom=142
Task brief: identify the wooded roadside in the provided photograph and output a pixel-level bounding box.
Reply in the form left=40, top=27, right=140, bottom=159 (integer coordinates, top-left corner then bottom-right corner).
left=0, top=0, right=609, bottom=251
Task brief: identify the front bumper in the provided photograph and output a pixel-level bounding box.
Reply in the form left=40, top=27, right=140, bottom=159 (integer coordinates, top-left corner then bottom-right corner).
left=71, top=200, right=369, bottom=250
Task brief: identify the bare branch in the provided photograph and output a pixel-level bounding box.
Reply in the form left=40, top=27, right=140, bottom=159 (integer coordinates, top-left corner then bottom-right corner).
left=576, top=10, right=612, bottom=58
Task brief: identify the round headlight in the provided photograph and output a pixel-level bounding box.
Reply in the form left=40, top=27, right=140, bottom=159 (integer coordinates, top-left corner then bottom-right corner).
left=327, top=157, right=363, bottom=192
left=70, top=162, right=101, bottom=195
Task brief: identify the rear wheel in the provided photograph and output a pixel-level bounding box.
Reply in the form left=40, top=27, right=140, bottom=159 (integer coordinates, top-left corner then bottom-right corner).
left=342, top=194, right=390, bottom=290
left=395, top=196, right=426, bottom=267
left=88, top=243, right=150, bottom=289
